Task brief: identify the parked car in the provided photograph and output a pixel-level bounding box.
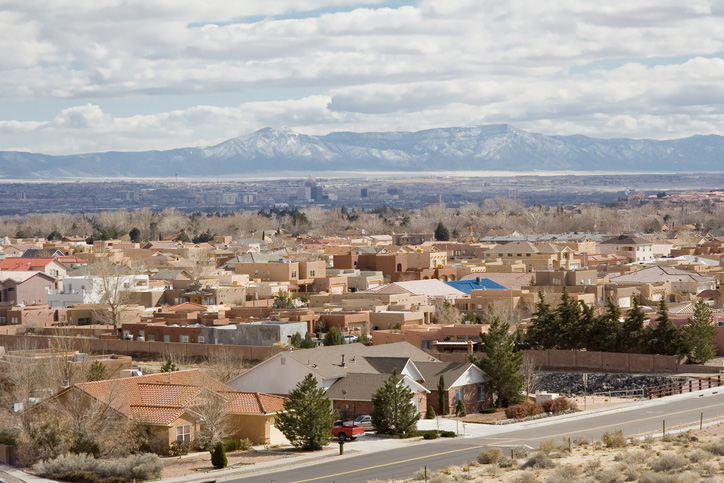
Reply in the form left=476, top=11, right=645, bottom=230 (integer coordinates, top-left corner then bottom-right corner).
left=343, top=414, right=373, bottom=430
left=343, top=335, right=357, bottom=344
left=332, top=424, right=364, bottom=442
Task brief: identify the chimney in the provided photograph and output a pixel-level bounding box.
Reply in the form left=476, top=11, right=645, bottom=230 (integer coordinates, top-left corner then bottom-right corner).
left=341, top=354, right=346, bottom=368
left=168, top=371, right=172, bottom=384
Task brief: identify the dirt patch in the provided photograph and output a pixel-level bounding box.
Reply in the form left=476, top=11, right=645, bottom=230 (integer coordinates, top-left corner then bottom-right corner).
left=160, top=449, right=290, bottom=479
left=458, top=410, right=507, bottom=424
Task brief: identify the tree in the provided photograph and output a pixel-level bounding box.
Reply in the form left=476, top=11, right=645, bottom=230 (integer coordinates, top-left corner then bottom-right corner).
left=194, top=388, right=232, bottom=450
left=128, top=227, right=141, bottom=243
left=437, top=376, right=446, bottom=415
left=370, top=370, right=420, bottom=435
left=471, top=316, right=523, bottom=407
left=525, top=292, right=559, bottom=349
left=649, top=299, right=683, bottom=356
left=434, top=222, right=450, bottom=241
left=683, top=299, right=717, bottom=364
left=273, top=290, right=295, bottom=309
left=290, top=332, right=303, bottom=348
left=619, top=297, right=648, bottom=353
left=323, top=327, right=345, bottom=346
left=521, top=354, right=541, bottom=402
left=89, top=258, right=136, bottom=331
left=585, top=300, right=621, bottom=352
left=47, top=230, right=62, bottom=241
left=299, top=333, right=317, bottom=349
left=455, top=399, right=466, bottom=417
left=556, top=288, right=584, bottom=350
left=86, top=361, right=109, bottom=382
left=210, top=441, right=227, bottom=468
left=160, top=358, right=178, bottom=373
left=274, top=374, right=337, bottom=450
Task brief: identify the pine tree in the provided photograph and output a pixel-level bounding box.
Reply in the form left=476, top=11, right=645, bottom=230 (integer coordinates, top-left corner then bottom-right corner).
left=210, top=441, right=227, bottom=468
left=289, top=332, right=303, bottom=348
left=471, top=316, right=523, bottom=407
left=274, top=374, right=338, bottom=450
left=619, top=297, right=647, bottom=353
left=370, top=370, right=420, bottom=435
left=299, top=333, right=317, bottom=349
left=455, top=399, right=467, bottom=417
left=434, top=222, right=450, bottom=241
left=683, top=299, right=717, bottom=364
left=585, top=300, right=621, bottom=352
left=526, top=292, right=559, bottom=349
left=557, top=288, right=584, bottom=350
left=160, top=357, right=178, bottom=372
left=649, top=299, right=683, bottom=355
left=323, top=327, right=345, bottom=346
left=86, top=361, right=109, bottom=382
left=437, top=376, right=446, bottom=415
left=273, top=290, right=295, bottom=309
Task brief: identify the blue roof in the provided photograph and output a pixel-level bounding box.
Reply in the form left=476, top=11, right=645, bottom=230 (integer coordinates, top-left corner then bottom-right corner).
left=444, top=278, right=505, bottom=295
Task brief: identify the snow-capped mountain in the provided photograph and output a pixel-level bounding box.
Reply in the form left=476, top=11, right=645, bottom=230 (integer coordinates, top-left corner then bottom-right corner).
left=1, top=124, right=722, bottom=178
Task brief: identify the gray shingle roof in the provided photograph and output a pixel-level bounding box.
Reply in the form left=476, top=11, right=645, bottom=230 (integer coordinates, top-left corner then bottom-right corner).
left=415, top=361, right=481, bottom=391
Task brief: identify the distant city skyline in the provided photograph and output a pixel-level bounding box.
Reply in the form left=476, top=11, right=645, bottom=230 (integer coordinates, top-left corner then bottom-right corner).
left=1, top=1, right=723, bottom=155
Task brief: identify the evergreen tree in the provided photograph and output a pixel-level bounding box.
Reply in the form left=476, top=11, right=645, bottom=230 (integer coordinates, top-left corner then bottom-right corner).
left=289, top=332, right=303, bottom=348
left=683, top=299, right=717, bottom=364
left=47, top=230, right=62, bottom=241
left=299, top=333, right=317, bottom=349
left=649, top=299, right=683, bottom=355
left=434, top=222, right=450, bottom=241
left=274, top=374, right=338, bottom=450
left=619, top=297, right=647, bottom=353
left=210, top=441, right=227, bottom=468
left=129, top=227, right=141, bottom=243
left=273, top=290, right=295, bottom=309
left=370, top=370, right=420, bottom=435
left=585, top=300, right=621, bottom=352
left=471, top=316, right=523, bottom=407
left=437, top=376, right=446, bottom=415
left=160, top=358, right=178, bottom=372
left=557, top=288, right=584, bottom=349
left=86, top=361, right=109, bottom=382
left=455, top=399, right=467, bottom=417
left=323, top=327, right=345, bottom=346
left=525, top=292, right=559, bottom=349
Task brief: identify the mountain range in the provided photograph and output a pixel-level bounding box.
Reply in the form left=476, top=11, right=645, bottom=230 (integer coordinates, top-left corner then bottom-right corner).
left=1, top=124, right=723, bottom=178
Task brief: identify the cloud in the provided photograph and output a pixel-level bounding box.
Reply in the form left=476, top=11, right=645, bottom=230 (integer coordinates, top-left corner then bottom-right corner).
left=0, top=0, right=723, bottom=153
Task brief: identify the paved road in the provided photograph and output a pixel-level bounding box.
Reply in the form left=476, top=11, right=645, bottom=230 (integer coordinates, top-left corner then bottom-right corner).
left=227, top=389, right=724, bottom=483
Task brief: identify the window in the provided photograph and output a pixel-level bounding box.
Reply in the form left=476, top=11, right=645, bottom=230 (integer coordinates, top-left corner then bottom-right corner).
left=163, top=335, right=170, bottom=342
left=197, top=336, right=205, bottom=343
left=147, top=334, right=155, bottom=342
left=455, top=388, right=464, bottom=403
left=0, top=316, right=6, bottom=325
left=478, top=386, right=486, bottom=402
left=176, top=425, right=191, bottom=443
left=122, top=330, right=131, bottom=339
left=422, top=340, right=433, bottom=349
left=291, top=271, right=297, bottom=278
left=179, top=335, right=190, bottom=343
left=309, top=270, right=315, bottom=277
left=11, top=317, right=18, bottom=325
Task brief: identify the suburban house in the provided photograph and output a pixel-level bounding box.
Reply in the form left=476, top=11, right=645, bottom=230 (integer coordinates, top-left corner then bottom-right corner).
left=609, top=266, right=716, bottom=298
left=481, top=241, right=578, bottom=272
left=0, top=257, right=67, bottom=279
left=598, top=235, right=655, bottom=262
left=0, top=271, right=56, bottom=305
left=227, top=342, right=488, bottom=418
left=48, top=369, right=287, bottom=453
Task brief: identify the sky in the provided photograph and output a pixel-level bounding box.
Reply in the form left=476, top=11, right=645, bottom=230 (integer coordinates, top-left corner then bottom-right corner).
left=1, top=0, right=723, bottom=155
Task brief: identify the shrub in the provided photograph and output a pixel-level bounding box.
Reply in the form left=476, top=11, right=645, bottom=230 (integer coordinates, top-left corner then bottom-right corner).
left=505, top=402, right=544, bottom=419
left=223, top=438, right=253, bottom=452
left=514, top=471, right=539, bottom=483
left=426, top=406, right=436, bottom=419
left=687, top=448, right=712, bottom=463
left=602, top=430, right=627, bottom=448
left=439, top=431, right=456, bottom=438
left=33, top=453, right=162, bottom=482
left=542, top=397, right=571, bottom=414
left=210, top=442, right=227, bottom=469
left=169, top=440, right=190, bottom=456
left=511, top=445, right=531, bottom=458
left=522, top=452, right=556, bottom=469
left=0, top=428, right=19, bottom=446
left=649, top=453, right=688, bottom=472
left=702, top=440, right=724, bottom=456
left=538, top=439, right=567, bottom=455
left=548, top=464, right=580, bottom=482
left=479, top=407, right=497, bottom=414
left=477, top=448, right=503, bottom=464
left=455, top=399, right=467, bottom=417
left=498, top=456, right=515, bottom=468
left=422, top=431, right=439, bottom=440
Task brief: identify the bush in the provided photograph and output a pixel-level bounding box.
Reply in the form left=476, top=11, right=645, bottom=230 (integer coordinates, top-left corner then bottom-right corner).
left=505, top=402, right=544, bottom=419
left=210, top=442, right=227, bottom=468
left=455, top=399, right=466, bottom=417
left=426, top=406, right=436, bottom=419
left=169, top=440, right=190, bottom=456
left=542, top=397, right=571, bottom=414
left=223, top=438, right=253, bottom=452
left=522, top=452, right=556, bottom=469
left=422, top=431, right=439, bottom=440
left=439, top=431, right=456, bottom=438
left=33, top=453, right=162, bottom=482
left=514, top=472, right=538, bottom=483
left=602, top=430, right=627, bottom=448
left=649, top=453, right=688, bottom=472
left=702, top=440, right=724, bottom=456
left=0, top=428, right=18, bottom=445
left=479, top=407, right=498, bottom=414
left=549, top=464, right=580, bottom=482
left=477, top=448, right=503, bottom=464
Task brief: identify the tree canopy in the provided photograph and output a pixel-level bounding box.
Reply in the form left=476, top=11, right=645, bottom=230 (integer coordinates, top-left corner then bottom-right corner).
left=471, top=316, right=523, bottom=407
left=370, top=370, right=420, bottom=435
left=683, top=299, right=717, bottom=364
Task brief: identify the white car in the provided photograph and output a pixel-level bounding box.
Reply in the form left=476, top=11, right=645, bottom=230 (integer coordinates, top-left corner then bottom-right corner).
left=343, top=335, right=358, bottom=344
left=344, top=414, right=373, bottom=430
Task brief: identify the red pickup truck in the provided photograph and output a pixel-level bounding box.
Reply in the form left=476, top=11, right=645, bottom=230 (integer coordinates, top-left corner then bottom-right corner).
left=332, top=423, right=364, bottom=441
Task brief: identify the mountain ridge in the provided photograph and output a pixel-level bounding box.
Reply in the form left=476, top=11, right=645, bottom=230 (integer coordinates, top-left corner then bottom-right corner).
left=1, top=124, right=722, bottom=178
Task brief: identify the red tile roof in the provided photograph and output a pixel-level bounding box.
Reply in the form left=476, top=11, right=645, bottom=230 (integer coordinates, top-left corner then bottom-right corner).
left=0, top=257, right=61, bottom=271
left=226, top=392, right=286, bottom=414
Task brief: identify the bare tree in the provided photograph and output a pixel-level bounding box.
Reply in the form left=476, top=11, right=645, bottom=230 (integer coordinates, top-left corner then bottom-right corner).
left=202, top=346, right=247, bottom=383
left=521, top=353, right=543, bottom=402
left=89, top=257, right=136, bottom=331
left=193, top=387, right=232, bottom=450
left=186, top=246, right=216, bottom=281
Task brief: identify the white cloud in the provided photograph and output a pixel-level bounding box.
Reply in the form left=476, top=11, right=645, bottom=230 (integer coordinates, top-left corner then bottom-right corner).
left=0, top=0, right=723, bottom=154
